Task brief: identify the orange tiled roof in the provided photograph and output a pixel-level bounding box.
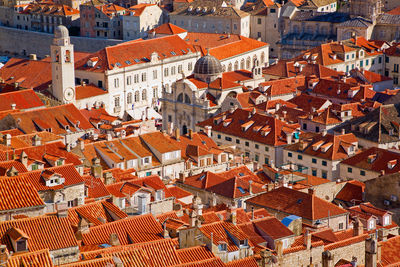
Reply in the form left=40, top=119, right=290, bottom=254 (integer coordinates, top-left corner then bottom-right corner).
left=285, top=132, right=358, bottom=161
left=19, top=3, right=79, bottom=16
left=60, top=256, right=114, bottom=267
left=197, top=108, right=299, bottom=146
left=76, top=35, right=195, bottom=72
left=380, top=235, right=400, bottom=266
left=0, top=89, right=44, bottom=111
left=81, top=175, right=110, bottom=199
left=6, top=249, right=54, bottom=267
left=149, top=23, right=187, bottom=34
left=81, top=214, right=164, bottom=246
left=0, top=216, right=78, bottom=252
left=95, top=3, right=125, bottom=17
left=176, top=245, right=215, bottom=263
left=247, top=187, right=348, bottom=221
left=1, top=104, right=93, bottom=135
left=75, top=84, right=108, bottom=100
left=68, top=199, right=127, bottom=227
left=0, top=175, right=44, bottom=212
left=225, top=256, right=259, bottom=267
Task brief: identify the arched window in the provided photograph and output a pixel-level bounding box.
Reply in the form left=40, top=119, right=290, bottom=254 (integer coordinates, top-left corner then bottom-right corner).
left=222, top=65, right=226, bottom=72
left=246, top=57, right=251, bottom=69
left=234, top=61, right=239, bottom=70
left=127, top=92, right=132, bottom=104
left=253, top=55, right=258, bottom=66
left=177, top=93, right=183, bottom=102
left=228, top=63, right=232, bottom=72
left=142, top=89, right=147, bottom=101
left=135, top=91, right=139, bottom=102
left=55, top=51, right=60, bottom=62
left=65, top=50, right=71, bottom=63
left=260, top=52, right=265, bottom=65
left=165, top=84, right=170, bottom=93
left=240, top=59, right=245, bottom=69
left=184, top=94, right=191, bottom=104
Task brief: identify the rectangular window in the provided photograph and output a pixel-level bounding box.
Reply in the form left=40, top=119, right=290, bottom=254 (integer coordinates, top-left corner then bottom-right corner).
left=141, top=73, right=146, bottom=82
left=255, top=154, right=259, bottom=161
left=164, top=68, right=169, bottom=77
left=134, top=74, right=139, bottom=83
left=366, top=59, right=369, bottom=66
left=379, top=56, right=382, bottom=64
left=312, top=169, right=317, bottom=176
left=245, top=152, right=250, bottom=157
left=114, top=78, right=119, bottom=88
left=303, top=123, right=307, bottom=130
left=236, top=139, right=240, bottom=144
left=385, top=57, right=389, bottom=63
left=217, top=134, right=221, bottom=139
left=264, top=157, right=269, bottom=165
left=127, top=76, right=131, bottom=85
left=312, top=158, right=317, bottom=164
left=153, top=70, right=158, bottom=79
left=394, top=64, right=399, bottom=73
left=114, top=96, right=120, bottom=107
left=31, top=164, right=38, bottom=170
left=98, top=80, right=103, bottom=88
left=339, top=223, right=344, bottom=230
left=360, top=170, right=366, bottom=176
left=288, top=152, right=292, bottom=158
left=265, top=146, right=269, bottom=152
left=255, top=144, right=259, bottom=149
left=257, top=18, right=261, bottom=24
left=225, top=136, right=232, bottom=141
left=298, top=155, right=303, bottom=160
left=245, top=141, right=249, bottom=147
left=348, top=167, right=352, bottom=173
left=322, top=171, right=327, bottom=179
left=322, top=160, right=327, bottom=166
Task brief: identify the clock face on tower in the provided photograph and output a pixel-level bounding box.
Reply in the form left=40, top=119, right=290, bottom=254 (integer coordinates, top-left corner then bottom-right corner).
left=64, top=87, right=75, bottom=101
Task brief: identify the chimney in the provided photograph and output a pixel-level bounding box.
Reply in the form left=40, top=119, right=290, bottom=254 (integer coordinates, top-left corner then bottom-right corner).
left=380, top=170, right=385, bottom=176
left=56, top=202, right=68, bottom=218
left=353, top=217, right=363, bottom=236
left=20, top=151, right=28, bottom=167
left=322, top=129, right=327, bottom=136
left=32, top=134, right=41, bottom=146
left=179, top=172, right=186, bottom=183
left=109, top=233, right=120, bottom=246
left=189, top=129, right=193, bottom=139
left=10, top=103, right=16, bottom=110
left=103, top=171, right=114, bottom=185
left=79, top=139, right=85, bottom=151
left=91, top=157, right=103, bottom=178
left=29, top=54, right=37, bottom=60
left=341, top=128, right=346, bottom=135
left=106, top=133, right=112, bottom=141
left=365, top=236, right=378, bottom=267
left=113, top=256, right=123, bottom=267
left=121, top=130, right=126, bottom=139
left=163, top=223, right=170, bottom=239
left=175, top=128, right=180, bottom=141
left=251, top=207, right=255, bottom=220
left=4, top=134, right=11, bottom=146
left=228, top=206, right=237, bottom=225
left=205, top=125, right=212, bottom=137
left=0, top=245, right=9, bottom=265
left=351, top=256, right=358, bottom=267
left=77, top=217, right=90, bottom=235
left=6, top=166, right=18, bottom=177
left=66, top=143, right=71, bottom=152
left=248, top=180, right=253, bottom=195
left=304, top=230, right=311, bottom=250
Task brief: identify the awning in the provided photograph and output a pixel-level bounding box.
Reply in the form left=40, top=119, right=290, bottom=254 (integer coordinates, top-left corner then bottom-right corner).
left=145, top=107, right=162, bottom=120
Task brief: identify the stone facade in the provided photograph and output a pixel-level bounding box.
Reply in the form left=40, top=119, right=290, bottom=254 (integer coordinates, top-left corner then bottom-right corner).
left=122, top=5, right=164, bottom=40
left=0, top=206, right=46, bottom=221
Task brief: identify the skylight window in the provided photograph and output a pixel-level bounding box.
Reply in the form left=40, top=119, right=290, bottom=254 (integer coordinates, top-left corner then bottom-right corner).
left=115, top=62, right=121, bottom=67
left=171, top=51, right=176, bottom=55
left=238, top=173, right=244, bottom=176
left=199, top=174, right=206, bottom=181
left=297, top=199, right=303, bottom=204
left=134, top=59, right=141, bottom=63
left=238, top=187, right=246, bottom=194
left=125, top=60, right=131, bottom=65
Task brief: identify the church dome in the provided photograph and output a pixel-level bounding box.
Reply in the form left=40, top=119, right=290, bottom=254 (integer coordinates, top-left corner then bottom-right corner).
left=194, top=53, right=223, bottom=75
left=54, top=25, right=69, bottom=39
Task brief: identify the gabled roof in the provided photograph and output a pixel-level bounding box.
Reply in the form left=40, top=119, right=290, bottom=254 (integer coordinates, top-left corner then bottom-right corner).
left=95, top=3, right=125, bottom=17
left=0, top=104, right=93, bottom=135
left=284, top=132, right=358, bottom=161
left=380, top=235, right=400, bottom=266
left=75, top=35, right=195, bottom=72
left=81, top=214, right=164, bottom=245
left=260, top=76, right=305, bottom=97
left=0, top=216, right=78, bottom=252
left=82, top=174, right=110, bottom=200
left=341, top=147, right=400, bottom=174
left=6, top=164, right=85, bottom=191
left=0, top=89, right=44, bottom=111
left=18, top=3, right=80, bottom=16
left=263, top=61, right=343, bottom=79
left=148, top=23, right=187, bottom=35
left=0, top=175, right=44, bottom=212
left=6, top=249, right=54, bottom=267
left=197, top=108, right=299, bottom=146
left=176, top=246, right=215, bottom=263
left=246, top=187, right=348, bottom=221
left=225, top=257, right=259, bottom=267
left=68, top=199, right=127, bottom=227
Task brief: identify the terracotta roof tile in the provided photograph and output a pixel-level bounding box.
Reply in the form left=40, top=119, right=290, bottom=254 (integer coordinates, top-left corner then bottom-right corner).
left=6, top=249, right=54, bottom=267
left=75, top=84, right=108, bottom=100
left=81, top=175, right=110, bottom=199
left=380, top=235, right=400, bottom=266
left=81, top=214, right=164, bottom=246
left=0, top=175, right=44, bottom=212
left=0, top=89, right=44, bottom=111
left=247, top=187, right=348, bottom=221
left=176, top=245, right=215, bottom=263
left=0, top=216, right=78, bottom=252
left=149, top=23, right=187, bottom=34
left=225, top=256, right=259, bottom=267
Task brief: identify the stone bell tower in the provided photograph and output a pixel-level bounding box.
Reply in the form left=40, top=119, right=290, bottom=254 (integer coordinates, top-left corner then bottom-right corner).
left=51, top=25, right=76, bottom=104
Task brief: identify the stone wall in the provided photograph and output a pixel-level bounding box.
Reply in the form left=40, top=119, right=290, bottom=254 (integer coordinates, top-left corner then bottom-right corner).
left=0, top=26, right=122, bottom=58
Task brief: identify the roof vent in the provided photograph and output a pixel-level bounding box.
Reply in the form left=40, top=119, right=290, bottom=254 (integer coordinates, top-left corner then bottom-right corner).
left=188, top=6, right=193, bottom=11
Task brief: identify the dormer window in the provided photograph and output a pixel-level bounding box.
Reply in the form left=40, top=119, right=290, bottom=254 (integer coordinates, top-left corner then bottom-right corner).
left=383, top=215, right=390, bottom=226
left=7, top=227, right=28, bottom=253
left=218, top=242, right=227, bottom=251
left=388, top=160, right=397, bottom=169
left=239, top=239, right=248, bottom=247
left=368, top=154, right=377, bottom=163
